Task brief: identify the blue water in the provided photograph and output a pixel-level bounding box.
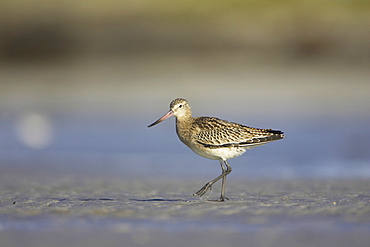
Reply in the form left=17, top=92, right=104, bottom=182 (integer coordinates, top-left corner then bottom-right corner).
left=1, top=112, right=369, bottom=179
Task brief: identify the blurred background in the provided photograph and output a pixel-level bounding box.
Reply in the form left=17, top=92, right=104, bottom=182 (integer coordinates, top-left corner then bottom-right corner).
left=0, top=0, right=369, bottom=180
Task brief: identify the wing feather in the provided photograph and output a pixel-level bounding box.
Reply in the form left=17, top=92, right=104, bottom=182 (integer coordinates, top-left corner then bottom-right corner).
left=192, top=117, right=284, bottom=148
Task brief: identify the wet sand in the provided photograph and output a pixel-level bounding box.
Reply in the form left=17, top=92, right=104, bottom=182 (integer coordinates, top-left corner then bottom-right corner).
left=1, top=173, right=369, bottom=247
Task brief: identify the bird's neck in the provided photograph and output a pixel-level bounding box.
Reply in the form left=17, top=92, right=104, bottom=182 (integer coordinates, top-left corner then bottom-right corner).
left=176, top=113, right=192, bottom=127
left=175, top=112, right=192, bottom=136
left=175, top=115, right=193, bottom=146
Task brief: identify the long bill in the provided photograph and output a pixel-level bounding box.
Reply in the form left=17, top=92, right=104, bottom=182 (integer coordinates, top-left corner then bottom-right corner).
left=148, top=110, right=174, bottom=127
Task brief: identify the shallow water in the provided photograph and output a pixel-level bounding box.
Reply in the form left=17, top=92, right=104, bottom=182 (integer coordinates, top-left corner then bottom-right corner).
left=1, top=54, right=370, bottom=180
left=1, top=113, right=369, bottom=180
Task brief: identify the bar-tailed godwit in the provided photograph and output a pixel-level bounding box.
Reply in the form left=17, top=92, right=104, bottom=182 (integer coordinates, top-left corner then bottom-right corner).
left=148, top=98, right=284, bottom=201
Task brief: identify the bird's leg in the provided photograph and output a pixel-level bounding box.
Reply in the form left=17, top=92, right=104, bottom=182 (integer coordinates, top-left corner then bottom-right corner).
left=193, top=160, right=232, bottom=201
left=193, top=161, right=225, bottom=197
left=218, top=160, right=232, bottom=201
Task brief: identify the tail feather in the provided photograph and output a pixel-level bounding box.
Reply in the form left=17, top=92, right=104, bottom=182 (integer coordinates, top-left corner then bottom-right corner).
left=267, top=129, right=284, bottom=135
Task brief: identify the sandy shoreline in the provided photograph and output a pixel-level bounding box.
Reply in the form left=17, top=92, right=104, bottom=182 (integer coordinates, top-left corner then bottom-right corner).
left=1, top=175, right=369, bottom=247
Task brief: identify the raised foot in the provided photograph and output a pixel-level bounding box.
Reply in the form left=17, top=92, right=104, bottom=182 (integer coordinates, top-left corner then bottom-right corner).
left=193, top=182, right=213, bottom=197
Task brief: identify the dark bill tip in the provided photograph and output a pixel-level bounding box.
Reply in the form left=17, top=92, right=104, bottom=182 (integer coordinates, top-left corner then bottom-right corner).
left=148, top=110, right=174, bottom=128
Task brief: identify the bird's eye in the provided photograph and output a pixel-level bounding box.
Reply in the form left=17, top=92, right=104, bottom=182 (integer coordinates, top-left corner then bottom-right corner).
left=178, top=104, right=183, bottom=108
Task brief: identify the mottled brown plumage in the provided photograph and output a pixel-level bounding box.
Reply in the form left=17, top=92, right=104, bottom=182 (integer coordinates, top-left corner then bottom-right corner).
left=148, top=98, right=284, bottom=201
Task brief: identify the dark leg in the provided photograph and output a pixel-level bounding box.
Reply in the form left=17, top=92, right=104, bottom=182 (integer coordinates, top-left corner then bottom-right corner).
left=219, top=160, right=232, bottom=201
left=193, top=160, right=232, bottom=201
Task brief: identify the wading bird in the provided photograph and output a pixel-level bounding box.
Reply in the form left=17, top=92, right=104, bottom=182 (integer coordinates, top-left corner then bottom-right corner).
left=148, top=98, right=284, bottom=201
